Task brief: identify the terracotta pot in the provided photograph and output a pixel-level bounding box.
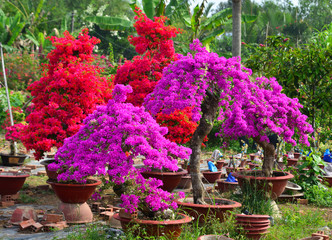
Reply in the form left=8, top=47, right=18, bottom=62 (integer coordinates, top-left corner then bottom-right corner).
left=249, top=154, right=255, bottom=161
left=0, top=153, right=28, bottom=166
left=287, top=158, right=298, bottom=167
left=202, top=170, right=223, bottom=183
left=322, top=176, right=332, bottom=187
left=216, top=160, right=226, bottom=170
left=197, top=235, right=234, bottom=240
left=141, top=169, right=187, bottom=192
left=245, top=230, right=269, bottom=240
left=175, top=197, right=241, bottom=223
left=225, top=167, right=244, bottom=175
left=59, top=202, right=93, bottom=224
left=0, top=172, right=29, bottom=195
left=216, top=179, right=238, bottom=193
left=232, top=170, right=294, bottom=200
left=47, top=179, right=101, bottom=203
left=236, top=214, right=270, bottom=240
left=41, top=159, right=58, bottom=180
left=177, top=175, right=192, bottom=189
left=293, top=152, right=301, bottom=159
left=239, top=160, right=247, bottom=167
left=248, top=163, right=260, bottom=170
left=113, top=212, right=192, bottom=239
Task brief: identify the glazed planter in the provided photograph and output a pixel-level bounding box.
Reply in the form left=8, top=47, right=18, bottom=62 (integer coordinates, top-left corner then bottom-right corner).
left=175, top=197, right=241, bottom=223
left=216, top=179, right=238, bottom=193
left=232, top=170, right=294, bottom=200
left=197, top=235, right=234, bottom=240
left=322, top=176, right=332, bottom=187
left=141, top=169, right=187, bottom=192
left=0, top=153, right=29, bottom=166
left=41, top=159, right=58, bottom=180
left=176, top=175, right=192, bottom=189
left=47, top=179, right=101, bottom=203
left=287, top=158, right=298, bottom=167
left=202, top=170, right=223, bottom=183
left=225, top=167, right=244, bottom=175
left=113, top=212, right=192, bottom=239
left=0, top=172, right=29, bottom=196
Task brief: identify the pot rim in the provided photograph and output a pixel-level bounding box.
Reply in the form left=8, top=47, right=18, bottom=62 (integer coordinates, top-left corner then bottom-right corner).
left=175, top=197, right=242, bottom=209
left=216, top=179, right=238, bottom=185
left=113, top=212, right=192, bottom=225
left=201, top=170, right=223, bottom=174
left=40, top=159, right=56, bottom=166
left=0, top=153, right=29, bottom=157
left=0, top=172, right=30, bottom=178
left=47, top=179, right=101, bottom=187
left=236, top=214, right=270, bottom=218
left=141, top=168, right=187, bottom=176
left=232, top=170, right=294, bottom=181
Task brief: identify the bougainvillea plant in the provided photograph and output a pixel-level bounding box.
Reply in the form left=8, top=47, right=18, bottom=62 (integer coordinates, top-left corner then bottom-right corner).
left=19, top=29, right=113, bottom=160
left=114, top=8, right=199, bottom=144
left=145, top=39, right=313, bottom=204
left=49, top=84, right=191, bottom=218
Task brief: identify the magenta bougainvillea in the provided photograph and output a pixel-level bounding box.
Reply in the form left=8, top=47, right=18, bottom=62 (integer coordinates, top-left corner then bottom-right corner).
left=20, top=29, right=113, bottom=159
left=145, top=39, right=313, bottom=147
left=49, top=84, right=191, bottom=215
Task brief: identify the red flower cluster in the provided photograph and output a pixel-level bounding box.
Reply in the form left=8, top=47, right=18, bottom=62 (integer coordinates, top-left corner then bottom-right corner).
left=114, top=8, right=199, bottom=144
left=114, top=7, right=180, bottom=106
left=20, top=29, right=113, bottom=159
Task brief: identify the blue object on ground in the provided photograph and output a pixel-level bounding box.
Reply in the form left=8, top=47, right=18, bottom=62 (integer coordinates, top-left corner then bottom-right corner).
left=307, top=150, right=312, bottom=157
left=208, top=161, right=218, bottom=172
left=226, top=172, right=237, bottom=182
left=323, top=149, right=332, bottom=163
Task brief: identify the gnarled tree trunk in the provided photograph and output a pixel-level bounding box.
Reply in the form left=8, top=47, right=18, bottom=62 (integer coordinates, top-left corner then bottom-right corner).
left=190, top=91, right=220, bottom=204
left=253, top=136, right=275, bottom=177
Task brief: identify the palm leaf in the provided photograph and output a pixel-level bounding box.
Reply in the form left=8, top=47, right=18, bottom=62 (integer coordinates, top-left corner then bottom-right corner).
left=86, top=16, right=134, bottom=31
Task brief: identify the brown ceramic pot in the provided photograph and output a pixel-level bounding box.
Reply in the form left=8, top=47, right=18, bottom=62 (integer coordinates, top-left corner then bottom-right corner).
left=113, top=213, right=192, bottom=239
left=0, top=172, right=29, bottom=195
left=216, top=179, right=238, bottom=193
left=141, top=169, right=187, bottom=192
left=202, top=170, right=223, bottom=183
left=47, top=179, right=101, bottom=203
left=287, top=158, right=298, bottom=166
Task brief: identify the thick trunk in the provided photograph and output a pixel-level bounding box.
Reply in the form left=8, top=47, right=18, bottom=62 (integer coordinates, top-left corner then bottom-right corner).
left=232, top=0, right=242, bottom=57
left=253, top=136, right=275, bottom=177
left=10, top=141, right=17, bottom=156
left=190, top=91, right=220, bottom=204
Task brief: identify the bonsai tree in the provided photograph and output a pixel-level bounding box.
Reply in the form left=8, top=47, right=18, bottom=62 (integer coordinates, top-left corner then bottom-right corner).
left=114, top=8, right=200, bottom=145
left=145, top=40, right=313, bottom=204
left=19, top=29, right=113, bottom=160
left=49, top=84, right=191, bottom=218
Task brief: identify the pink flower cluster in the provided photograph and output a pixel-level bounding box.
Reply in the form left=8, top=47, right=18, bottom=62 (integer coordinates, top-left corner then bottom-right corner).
left=145, top=39, right=313, bottom=146
left=49, top=84, right=191, bottom=213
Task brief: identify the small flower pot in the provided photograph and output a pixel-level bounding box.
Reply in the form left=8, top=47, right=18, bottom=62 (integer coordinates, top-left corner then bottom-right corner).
left=201, top=170, right=223, bottom=183
left=248, top=163, right=260, bottom=170
left=216, top=160, right=226, bottom=170
left=287, top=158, right=298, bottom=167
left=293, top=153, right=301, bottom=159
left=41, top=159, right=58, bottom=180
left=249, top=154, right=255, bottom=161
left=216, top=179, right=238, bottom=193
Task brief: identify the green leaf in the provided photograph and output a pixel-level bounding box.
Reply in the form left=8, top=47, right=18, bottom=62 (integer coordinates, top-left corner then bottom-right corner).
left=142, top=0, right=160, bottom=19
left=202, top=8, right=232, bottom=31
left=155, top=0, right=166, bottom=17
left=191, top=4, right=200, bottom=31
left=201, top=28, right=225, bottom=45
left=86, top=16, right=134, bottom=31
left=241, top=14, right=257, bottom=24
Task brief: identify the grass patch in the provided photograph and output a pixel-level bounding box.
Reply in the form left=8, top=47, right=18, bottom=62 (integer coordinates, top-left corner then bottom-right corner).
left=24, top=175, right=48, bottom=187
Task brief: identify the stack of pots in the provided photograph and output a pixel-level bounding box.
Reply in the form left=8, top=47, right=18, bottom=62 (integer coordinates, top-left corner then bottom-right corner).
left=235, top=214, right=270, bottom=239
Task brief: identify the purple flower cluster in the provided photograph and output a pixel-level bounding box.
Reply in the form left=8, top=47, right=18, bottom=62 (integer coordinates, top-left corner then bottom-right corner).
left=49, top=84, right=191, bottom=214
left=145, top=39, right=313, bottom=146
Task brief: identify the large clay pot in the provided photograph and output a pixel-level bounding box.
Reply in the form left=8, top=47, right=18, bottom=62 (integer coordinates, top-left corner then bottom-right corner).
left=216, top=179, right=238, bottom=193
left=177, top=175, right=192, bottom=189
left=235, top=214, right=270, bottom=240
left=0, top=172, right=29, bottom=195
left=141, top=169, right=187, bottom=192
left=175, top=197, right=241, bottom=223
left=202, top=170, right=223, bottom=183
left=0, top=153, right=29, bottom=166
left=113, top=212, right=192, bottom=239
left=233, top=170, right=294, bottom=200
left=47, top=179, right=101, bottom=203
left=59, top=202, right=93, bottom=224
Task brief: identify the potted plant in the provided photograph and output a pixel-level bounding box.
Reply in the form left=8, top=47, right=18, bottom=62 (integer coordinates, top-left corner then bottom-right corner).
left=18, top=29, right=112, bottom=162
left=48, top=84, right=192, bottom=236
left=144, top=40, right=312, bottom=209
